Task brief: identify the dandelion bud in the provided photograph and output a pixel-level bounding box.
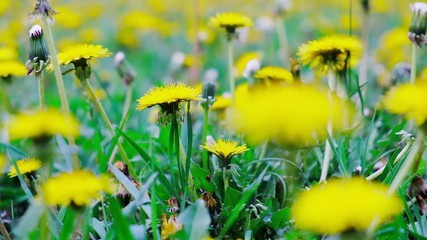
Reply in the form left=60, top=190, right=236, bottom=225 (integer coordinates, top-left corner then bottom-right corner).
left=242, top=59, right=261, bottom=78
left=30, top=0, right=57, bottom=19
left=361, top=0, right=370, bottom=13
left=201, top=81, right=216, bottom=109
left=26, top=25, right=50, bottom=75
left=114, top=51, right=137, bottom=85
left=408, top=2, right=427, bottom=47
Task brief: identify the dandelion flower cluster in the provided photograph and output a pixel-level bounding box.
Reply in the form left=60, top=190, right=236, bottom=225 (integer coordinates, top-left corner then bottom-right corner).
left=254, top=66, right=294, bottom=84
left=8, top=158, right=42, bottom=178
left=200, top=139, right=249, bottom=162
left=291, top=178, right=403, bottom=234
left=58, top=43, right=111, bottom=66
left=211, top=94, right=233, bottom=111
left=7, top=109, right=80, bottom=141
left=382, top=82, right=427, bottom=125
left=297, top=35, right=363, bottom=73
left=41, top=170, right=115, bottom=207
left=230, top=84, right=352, bottom=146
left=209, top=12, right=253, bottom=33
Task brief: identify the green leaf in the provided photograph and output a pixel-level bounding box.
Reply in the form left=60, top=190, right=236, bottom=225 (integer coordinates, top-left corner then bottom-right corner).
left=266, top=208, right=291, bottom=230
left=177, top=200, right=211, bottom=240
left=59, top=208, right=75, bottom=240
left=191, top=163, right=215, bottom=193
left=92, top=218, right=107, bottom=239
left=13, top=200, right=46, bottom=239
left=107, top=196, right=134, bottom=240
left=116, top=128, right=178, bottom=197
left=223, top=186, right=242, bottom=212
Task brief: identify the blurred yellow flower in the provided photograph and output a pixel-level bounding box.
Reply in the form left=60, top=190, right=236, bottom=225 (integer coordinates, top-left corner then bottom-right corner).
left=8, top=109, right=80, bottom=141
left=376, top=28, right=410, bottom=69
left=292, top=178, right=403, bottom=234
left=41, top=170, right=115, bottom=207
left=54, top=6, right=84, bottom=29
left=230, top=84, right=352, bottom=146
left=58, top=44, right=111, bottom=65
left=0, top=1, right=10, bottom=16
left=209, top=12, right=253, bottom=33
left=0, top=47, right=18, bottom=61
left=254, top=66, right=293, bottom=84
left=200, top=139, right=248, bottom=162
left=382, top=82, right=427, bottom=125
left=211, top=94, right=233, bottom=111
left=0, top=60, right=27, bottom=79
left=298, top=35, right=363, bottom=73
left=120, top=11, right=173, bottom=36
left=0, top=155, right=6, bottom=172
left=136, top=83, right=200, bottom=111
left=161, top=214, right=182, bottom=240
left=8, top=158, right=42, bottom=178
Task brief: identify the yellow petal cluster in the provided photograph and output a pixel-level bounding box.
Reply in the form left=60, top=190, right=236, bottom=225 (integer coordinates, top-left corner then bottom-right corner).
left=200, top=139, right=249, bottom=161
left=8, top=109, right=80, bottom=140
left=0, top=47, right=18, bottom=61
left=382, top=82, right=427, bottom=125
left=230, top=84, right=352, bottom=146
left=58, top=44, right=112, bottom=65
left=254, top=66, right=294, bottom=84
left=161, top=214, right=182, bottom=240
left=136, top=83, right=200, bottom=111
left=209, top=12, right=253, bottom=31
left=297, top=35, right=363, bottom=73
left=211, top=95, right=233, bottom=111
left=41, top=170, right=115, bottom=207
left=8, top=158, right=42, bottom=178
left=0, top=60, right=26, bottom=78
left=292, top=178, right=403, bottom=234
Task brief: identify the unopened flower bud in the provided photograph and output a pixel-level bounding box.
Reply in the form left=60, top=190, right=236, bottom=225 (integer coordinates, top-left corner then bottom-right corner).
left=361, top=0, right=370, bottom=13
left=114, top=51, right=137, bottom=85
left=408, top=2, right=427, bottom=47
left=26, top=25, right=50, bottom=75
left=202, top=81, right=216, bottom=100
left=30, top=0, right=57, bottom=19
left=243, top=59, right=261, bottom=78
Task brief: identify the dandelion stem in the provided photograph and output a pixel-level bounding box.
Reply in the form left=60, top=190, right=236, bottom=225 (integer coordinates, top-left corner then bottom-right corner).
left=202, top=107, right=209, bottom=170
left=320, top=70, right=336, bottom=182
left=82, top=78, right=134, bottom=176
left=275, top=16, right=290, bottom=68
left=0, top=216, right=12, bottom=240
left=366, top=140, right=412, bottom=181
left=0, top=83, right=9, bottom=112
left=388, top=131, right=425, bottom=194
left=410, top=43, right=417, bottom=84
left=258, top=141, right=268, bottom=160
left=150, top=140, right=160, bottom=240
left=37, top=72, right=45, bottom=109
left=41, top=15, right=79, bottom=169
left=227, top=39, right=235, bottom=96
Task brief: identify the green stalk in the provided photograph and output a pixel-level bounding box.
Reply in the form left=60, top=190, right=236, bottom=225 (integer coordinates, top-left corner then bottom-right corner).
left=37, top=72, right=45, bottom=109
left=41, top=15, right=79, bottom=169
left=258, top=141, right=268, bottom=160
left=82, top=78, right=134, bottom=176
left=150, top=134, right=160, bottom=240
left=227, top=39, right=235, bottom=96
left=275, top=16, right=290, bottom=68
left=202, top=107, right=209, bottom=170
left=172, top=106, right=186, bottom=209
left=410, top=43, right=417, bottom=84
left=388, top=131, right=425, bottom=194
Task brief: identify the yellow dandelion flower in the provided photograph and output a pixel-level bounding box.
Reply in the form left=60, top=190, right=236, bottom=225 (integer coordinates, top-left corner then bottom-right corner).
left=209, top=12, right=253, bottom=33
left=254, top=66, right=293, bottom=84
left=297, top=35, right=363, bottom=73
left=8, top=158, right=42, bottom=178
left=0, top=47, right=18, bottom=61
left=136, top=83, right=200, bottom=111
left=200, top=139, right=248, bottom=162
left=382, top=82, right=427, bottom=125
left=211, top=94, right=233, bottom=111
left=8, top=109, right=80, bottom=141
left=235, top=52, right=262, bottom=77
left=291, top=178, right=403, bottom=234
left=57, top=43, right=111, bottom=65
left=54, top=6, right=84, bottom=29
left=161, top=214, right=182, bottom=240
left=0, top=60, right=27, bottom=79
left=0, top=155, right=6, bottom=172
left=376, top=28, right=410, bottom=69
left=229, top=84, right=352, bottom=146
left=41, top=170, right=115, bottom=207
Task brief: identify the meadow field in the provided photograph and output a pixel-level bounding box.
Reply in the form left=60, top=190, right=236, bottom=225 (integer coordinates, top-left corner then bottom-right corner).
left=0, top=0, right=425, bottom=239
